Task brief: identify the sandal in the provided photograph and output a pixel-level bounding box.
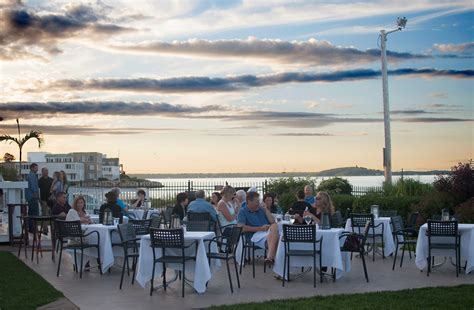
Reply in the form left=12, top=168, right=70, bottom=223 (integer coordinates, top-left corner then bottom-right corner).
left=264, top=257, right=275, bottom=266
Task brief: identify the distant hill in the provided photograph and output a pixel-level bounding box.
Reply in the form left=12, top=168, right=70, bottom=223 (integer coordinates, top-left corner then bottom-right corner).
left=132, top=166, right=448, bottom=179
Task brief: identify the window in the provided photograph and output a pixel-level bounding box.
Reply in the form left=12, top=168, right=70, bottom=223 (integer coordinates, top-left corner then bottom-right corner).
left=89, top=164, right=95, bottom=171
left=70, top=174, right=76, bottom=180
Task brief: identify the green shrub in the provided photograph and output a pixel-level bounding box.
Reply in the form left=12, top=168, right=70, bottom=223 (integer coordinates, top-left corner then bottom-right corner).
left=383, top=178, right=433, bottom=196
left=0, top=166, right=18, bottom=181
left=454, top=198, right=474, bottom=223
left=317, top=177, right=352, bottom=195
left=266, top=177, right=316, bottom=212
left=331, top=194, right=355, bottom=214
left=434, top=161, right=473, bottom=205
left=352, top=193, right=421, bottom=220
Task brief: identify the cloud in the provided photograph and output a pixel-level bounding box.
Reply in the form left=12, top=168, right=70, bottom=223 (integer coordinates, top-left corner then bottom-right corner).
left=25, top=68, right=474, bottom=94
left=0, top=2, right=134, bottom=61
left=433, top=41, right=474, bottom=53
left=0, top=101, right=223, bottom=119
left=0, top=101, right=470, bottom=129
left=110, top=38, right=431, bottom=66
left=430, top=92, right=448, bottom=99
left=0, top=123, right=184, bottom=136
left=272, top=133, right=334, bottom=137
left=390, top=109, right=433, bottom=115
left=396, top=117, right=472, bottom=123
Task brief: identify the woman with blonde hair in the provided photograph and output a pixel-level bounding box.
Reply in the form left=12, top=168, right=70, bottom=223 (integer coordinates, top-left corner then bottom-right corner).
left=217, top=185, right=238, bottom=230
left=302, top=191, right=335, bottom=224
left=67, top=195, right=92, bottom=224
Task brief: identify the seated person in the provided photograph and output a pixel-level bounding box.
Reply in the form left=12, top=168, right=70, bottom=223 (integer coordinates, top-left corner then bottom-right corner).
left=299, top=191, right=335, bottom=224
left=217, top=186, right=238, bottom=229
left=99, top=191, right=123, bottom=224
left=130, top=189, right=146, bottom=209
left=111, top=187, right=129, bottom=216
left=263, top=193, right=280, bottom=214
left=70, top=195, right=92, bottom=224
left=51, top=191, right=71, bottom=218
left=187, top=190, right=218, bottom=221
left=289, top=190, right=312, bottom=217
left=172, top=192, right=188, bottom=220
left=304, top=185, right=316, bottom=206
left=237, top=191, right=278, bottom=264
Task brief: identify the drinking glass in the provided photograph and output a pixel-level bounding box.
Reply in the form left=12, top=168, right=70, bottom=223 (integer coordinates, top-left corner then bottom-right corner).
left=113, top=217, right=119, bottom=226
left=304, top=215, right=312, bottom=225
left=290, top=215, right=295, bottom=224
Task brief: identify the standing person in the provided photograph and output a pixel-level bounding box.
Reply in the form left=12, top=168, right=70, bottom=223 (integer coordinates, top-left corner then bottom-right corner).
left=49, top=171, right=63, bottom=205
left=304, top=185, right=315, bottom=206
left=59, top=170, right=69, bottom=197
left=26, top=163, right=40, bottom=232
left=38, top=167, right=53, bottom=234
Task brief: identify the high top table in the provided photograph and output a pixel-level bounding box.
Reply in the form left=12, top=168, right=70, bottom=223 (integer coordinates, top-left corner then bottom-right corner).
left=415, top=223, right=474, bottom=274
left=135, top=231, right=220, bottom=294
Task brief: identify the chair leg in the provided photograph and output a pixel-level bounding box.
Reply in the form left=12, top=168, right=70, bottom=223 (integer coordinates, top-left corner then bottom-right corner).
left=57, top=243, right=63, bottom=277
left=150, top=261, right=155, bottom=296
left=287, top=255, right=291, bottom=283
left=319, top=252, right=323, bottom=284
left=400, top=243, right=406, bottom=268
left=74, top=249, right=78, bottom=273
left=80, top=250, right=84, bottom=279
left=126, top=255, right=130, bottom=276
left=263, top=248, right=267, bottom=273
left=182, top=263, right=185, bottom=298
left=233, top=257, right=240, bottom=289
left=239, top=246, right=245, bottom=275
left=372, top=237, right=375, bottom=261
left=162, top=264, right=167, bottom=291
left=226, top=260, right=234, bottom=293
left=120, top=254, right=127, bottom=289
left=456, top=245, right=459, bottom=277
left=252, top=246, right=255, bottom=278
left=408, top=241, right=412, bottom=259
left=97, top=246, right=102, bottom=275
left=282, top=254, right=286, bottom=287
left=392, top=242, right=398, bottom=270
left=131, top=257, right=137, bottom=285
left=381, top=232, right=385, bottom=259
left=361, top=251, right=369, bottom=282
left=313, top=254, right=316, bottom=288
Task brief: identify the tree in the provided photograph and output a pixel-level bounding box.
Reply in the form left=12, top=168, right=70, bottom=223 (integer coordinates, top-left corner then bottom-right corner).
left=3, top=153, right=15, bottom=162
left=0, top=119, right=43, bottom=176
left=317, top=177, right=353, bottom=195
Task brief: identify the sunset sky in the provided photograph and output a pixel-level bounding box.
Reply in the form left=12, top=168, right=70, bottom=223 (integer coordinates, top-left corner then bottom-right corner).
left=0, top=0, right=472, bottom=173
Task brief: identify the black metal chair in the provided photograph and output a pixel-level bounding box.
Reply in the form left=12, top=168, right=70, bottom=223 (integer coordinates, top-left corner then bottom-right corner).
left=187, top=212, right=216, bottom=232
left=339, top=220, right=370, bottom=282
left=56, top=220, right=102, bottom=278
left=117, top=223, right=140, bottom=289
left=331, top=211, right=344, bottom=228
left=186, top=220, right=211, bottom=232
left=405, top=212, right=419, bottom=236
left=351, top=213, right=385, bottom=261
left=130, top=219, right=152, bottom=236
left=426, top=220, right=461, bottom=277
left=207, top=226, right=243, bottom=293
left=391, top=216, right=417, bottom=270
left=149, top=228, right=197, bottom=297
left=281, top=224, right=323, bottom=288
left=379, top=210, right=397, bottom=217
left=239, top=235, right=267, bottom=278
left=150, top=214, right=163, bottom=228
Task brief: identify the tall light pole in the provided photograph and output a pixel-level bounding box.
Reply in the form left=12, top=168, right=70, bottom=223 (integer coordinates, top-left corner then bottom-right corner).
left=380, top=17, right=407, bottom=185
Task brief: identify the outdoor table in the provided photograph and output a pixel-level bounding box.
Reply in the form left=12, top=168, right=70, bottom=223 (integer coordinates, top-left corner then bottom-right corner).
left=129, top=209, right=145, bottom=219
left=135, top=231, right=220, bottom=294
left=89, top=214, right=128, bottom=224
left=273, top=227, right=349, bottom=280
left=415, top=223, right=474, bottom=274
left=345, top=217, right=396, bottom=257
left=73, top=224, right=123, bottom=273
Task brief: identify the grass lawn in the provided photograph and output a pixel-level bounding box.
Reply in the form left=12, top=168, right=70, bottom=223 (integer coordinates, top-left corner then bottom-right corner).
left=211, top=284, right=474, bottom=309
left=0, top=251, right=64, bottom=310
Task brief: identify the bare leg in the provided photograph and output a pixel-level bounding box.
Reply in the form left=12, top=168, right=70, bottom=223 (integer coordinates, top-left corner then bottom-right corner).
left=266, top=223, right=279, bottom=260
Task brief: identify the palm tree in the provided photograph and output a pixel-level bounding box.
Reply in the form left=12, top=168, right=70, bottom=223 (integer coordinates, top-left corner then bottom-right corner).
left=0, top=119, right=43, bottom=177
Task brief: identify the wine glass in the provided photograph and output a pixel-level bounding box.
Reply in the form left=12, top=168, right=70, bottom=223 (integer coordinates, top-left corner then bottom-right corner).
left=289, top=215, right=295, bottom=224
left=304, top=215, right=312, bottom=225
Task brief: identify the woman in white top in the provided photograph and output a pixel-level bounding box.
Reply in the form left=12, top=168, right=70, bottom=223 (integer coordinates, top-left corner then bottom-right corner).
left=217, top=185, right=238, bottom=229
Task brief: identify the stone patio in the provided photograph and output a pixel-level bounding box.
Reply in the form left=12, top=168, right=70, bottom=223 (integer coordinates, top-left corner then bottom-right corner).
left=5, top=241, right=473, bottom=310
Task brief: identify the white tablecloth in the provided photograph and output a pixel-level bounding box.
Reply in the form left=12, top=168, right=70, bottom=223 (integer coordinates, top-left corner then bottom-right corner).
left=89, top=214, right=128, bottom=224
left=273, top=228, right=348, bottom=280
left=135, top=231, right=220, bottom=294
left=345, top=217, right=395, bottom=256
left=415, top=223, right=474, bottom=274
left=75, top=224, right=122, bottom=273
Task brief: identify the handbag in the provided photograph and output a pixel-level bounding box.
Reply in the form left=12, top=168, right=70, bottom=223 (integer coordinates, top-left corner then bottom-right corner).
left=342, top=234, right=360, bottom=251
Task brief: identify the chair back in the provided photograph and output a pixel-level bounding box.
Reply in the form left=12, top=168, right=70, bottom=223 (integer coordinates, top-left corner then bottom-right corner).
left=407, top=212, right=419, bottom=228
left=186, top=220, right=211, bottom=232
left=427, top=220, right=458, bottom=237
left=224, top=226, right=243, bottom=254
left=56, top=220, right=83, bottom=238
left=149, top=228, right=184, bottom=248
left=282, top=224, right=316, bottom=243
left=351, top=213, right=374, bottom=229
left=117, top=223, right=137, bottom=243
left=360, top=220, right=371, bottom=248
left=130, top=219, right=151, bottom=236
left=93, top=209, right=100, bottom=215
left=150, top=214, right=163, bottom=228
left=431, top=214, right=442, bottom=221
left=379, top=210, right=397, bottom=217
left=163, top=207, right=173, bottom=223
left=331, top=211, right=344, bottom=228
left=391, top=216, right=404, bottom=234
left=141, top=210, right=149, bottom=220
left=187, top=212, right=212, bottom=222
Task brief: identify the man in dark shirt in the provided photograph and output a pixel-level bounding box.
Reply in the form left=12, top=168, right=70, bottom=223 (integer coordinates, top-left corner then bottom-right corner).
left=289, top=190, right=312, bottom=217
left=38, top=167, right=53, bottom=234
left=52, top=192, right=71, bottom=217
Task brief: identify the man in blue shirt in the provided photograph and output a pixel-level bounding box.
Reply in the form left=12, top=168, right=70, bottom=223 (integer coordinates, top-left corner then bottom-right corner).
left=111, top=187, right=129, bottom=217
left=304, top=185, right=316, bottom=206
left=26, top=163, right=40, bottom=232
left=238, top=191, right=278, bottom=264
left=187, top=190, right=218, bottom=221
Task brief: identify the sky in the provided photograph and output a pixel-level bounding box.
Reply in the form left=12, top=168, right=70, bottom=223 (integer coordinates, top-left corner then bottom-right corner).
left=0, top=0, right=473, bottom=173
